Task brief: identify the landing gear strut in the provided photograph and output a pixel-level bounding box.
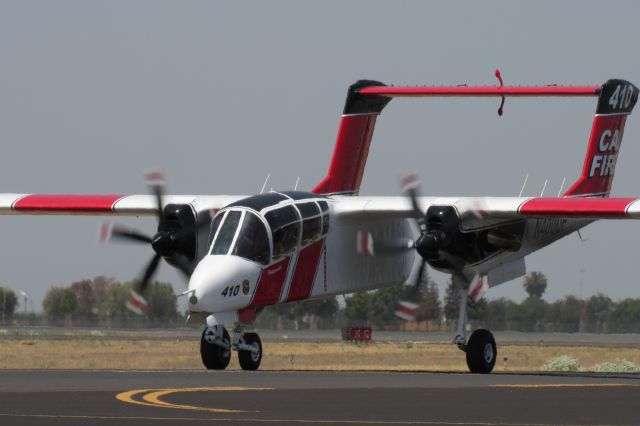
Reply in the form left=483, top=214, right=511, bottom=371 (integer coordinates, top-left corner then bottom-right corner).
left=200, top=324, right=262, bottom=371
left=452, top=274, right=497, bottom=374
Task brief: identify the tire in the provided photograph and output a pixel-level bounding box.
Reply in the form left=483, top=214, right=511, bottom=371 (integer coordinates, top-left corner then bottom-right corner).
left=200, top=327, right=231, bottom=370
left=238, top=332, right=262, bottom=371
left=465, top=329, right=497, bottom=374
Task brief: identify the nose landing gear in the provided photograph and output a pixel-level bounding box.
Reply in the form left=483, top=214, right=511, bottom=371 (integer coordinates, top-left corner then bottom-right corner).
left=235, top=331, right=262, bottom=371
left=200, top=325, right=262, bottom=371
left=200, top=326, right=231, bottom=370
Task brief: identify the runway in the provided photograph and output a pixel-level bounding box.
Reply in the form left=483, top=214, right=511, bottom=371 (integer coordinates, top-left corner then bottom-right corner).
left=0, top=370, right=639, bottom=425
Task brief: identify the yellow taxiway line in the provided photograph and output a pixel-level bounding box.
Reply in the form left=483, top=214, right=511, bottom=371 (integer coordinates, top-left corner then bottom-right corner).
left=115, top=386, right=271, bottom=413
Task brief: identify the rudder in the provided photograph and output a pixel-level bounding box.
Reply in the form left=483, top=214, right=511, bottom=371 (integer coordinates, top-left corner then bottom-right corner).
left=564, top=79, right=639, bottom=197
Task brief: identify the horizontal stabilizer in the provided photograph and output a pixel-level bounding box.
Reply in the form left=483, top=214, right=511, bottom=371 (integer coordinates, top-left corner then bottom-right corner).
left=358, top=85, right=600, bottom=98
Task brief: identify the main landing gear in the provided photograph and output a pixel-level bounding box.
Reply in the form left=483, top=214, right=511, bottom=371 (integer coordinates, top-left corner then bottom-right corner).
left=200, top=325, right=262, bottom=371
left=452, top=274, right=497, bottom=374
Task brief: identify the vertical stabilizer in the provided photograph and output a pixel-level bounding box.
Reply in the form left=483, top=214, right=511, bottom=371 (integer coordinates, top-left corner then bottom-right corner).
left=564, top=79, right=638, bottom=197
left=312, top=80, right=390, bottom=195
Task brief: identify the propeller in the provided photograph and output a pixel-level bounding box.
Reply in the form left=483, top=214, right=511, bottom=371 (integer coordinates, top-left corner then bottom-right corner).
left=100, top=172, right=210, bottom=314
left=401, top=175, right=428, bottom=289
left=401, top=174, right=470, bottom=289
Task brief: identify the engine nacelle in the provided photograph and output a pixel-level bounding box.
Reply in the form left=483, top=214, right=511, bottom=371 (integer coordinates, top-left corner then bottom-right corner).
left=158, top=204, right=197, bottom=261
left=416, top=205, right=525, bottom=272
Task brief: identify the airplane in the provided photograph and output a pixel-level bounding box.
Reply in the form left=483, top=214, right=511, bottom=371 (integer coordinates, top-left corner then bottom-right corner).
left=0, top=75, right=638, bottom=374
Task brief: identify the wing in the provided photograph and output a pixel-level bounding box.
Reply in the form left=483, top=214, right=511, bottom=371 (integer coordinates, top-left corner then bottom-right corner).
left=334, top=195, right=640, bottom=225
left=0, top=194, right=245, bottom=216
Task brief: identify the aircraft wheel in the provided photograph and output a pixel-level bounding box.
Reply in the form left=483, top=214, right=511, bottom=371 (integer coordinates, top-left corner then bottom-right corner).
left=200, top=327, right=231, bottom=370
left=238, top=332, right=262, bottom=371
left=465, top=329, right=497, bottom=374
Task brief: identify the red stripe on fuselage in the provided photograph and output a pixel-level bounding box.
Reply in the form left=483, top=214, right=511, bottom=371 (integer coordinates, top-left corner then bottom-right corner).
left=250, top=258, right=290, bottom=307
left=13, top=194, right=125, bottom=213
left=285, top=239, right=324, bottom=302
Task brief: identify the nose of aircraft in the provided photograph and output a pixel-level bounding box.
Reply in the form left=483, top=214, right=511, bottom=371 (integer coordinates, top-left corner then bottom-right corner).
left=187, top=255, right=262, bottom=314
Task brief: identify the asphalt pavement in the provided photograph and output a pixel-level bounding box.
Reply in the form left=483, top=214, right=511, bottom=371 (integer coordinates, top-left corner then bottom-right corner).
left=0, top=369, right=639, bottom=425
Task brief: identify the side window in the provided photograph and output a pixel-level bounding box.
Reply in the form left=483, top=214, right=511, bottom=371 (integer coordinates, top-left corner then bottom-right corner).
left=211, top=211, right=241, bottom=255
left=318, top=201, right=330, bottom=235
left=265, top=206, right=300, bottom=259
left=297, top=202, right=321, bottom=245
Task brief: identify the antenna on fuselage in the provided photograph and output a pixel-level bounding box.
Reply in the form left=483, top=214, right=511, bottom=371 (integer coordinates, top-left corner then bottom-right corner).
left=557, top=177, right=566, bottom=197
left=518, top=174, right=529, bottom=197
left=294, top=177, right=300, bottom=191
left=540, top=179, right=548, bottom=197
left=260, top=173, right=271, bottom=194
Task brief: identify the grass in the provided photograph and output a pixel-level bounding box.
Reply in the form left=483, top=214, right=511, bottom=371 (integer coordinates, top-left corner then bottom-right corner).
left=2, top=338, right=640, bottom=371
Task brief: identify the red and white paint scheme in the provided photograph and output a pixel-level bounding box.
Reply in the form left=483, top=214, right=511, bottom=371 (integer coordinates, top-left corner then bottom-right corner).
left=0, top=76, right=638, bottom=373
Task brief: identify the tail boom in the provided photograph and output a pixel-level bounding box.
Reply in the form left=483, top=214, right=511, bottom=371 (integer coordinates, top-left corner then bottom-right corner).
left=312, top=80, right=390, bottom=196
left=314, top=77, right=637, bottom=198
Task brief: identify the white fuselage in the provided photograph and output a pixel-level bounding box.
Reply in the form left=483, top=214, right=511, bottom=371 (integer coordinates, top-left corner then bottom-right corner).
left=186, top=194, right=590, bottom=326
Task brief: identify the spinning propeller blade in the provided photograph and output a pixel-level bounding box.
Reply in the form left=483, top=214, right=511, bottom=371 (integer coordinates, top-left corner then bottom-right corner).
left=100, top=171, right=202, bottom=315
left=400, top=174, right=475, bottom=279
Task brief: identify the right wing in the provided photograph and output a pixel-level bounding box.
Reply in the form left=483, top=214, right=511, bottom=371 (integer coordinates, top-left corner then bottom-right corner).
left=0, top=194, right=246, bottom=216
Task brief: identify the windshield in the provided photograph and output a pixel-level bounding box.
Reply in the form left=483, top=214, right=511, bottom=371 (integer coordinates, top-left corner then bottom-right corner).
left=210, top=211, right=241, bottom=255
left=210, top=210, right=269, bottom=264
left=231, top=211, right=270, bottom=264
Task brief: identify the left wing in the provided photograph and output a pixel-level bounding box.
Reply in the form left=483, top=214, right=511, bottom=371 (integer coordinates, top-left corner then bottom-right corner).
left=334, top=195, right=640, bottom=224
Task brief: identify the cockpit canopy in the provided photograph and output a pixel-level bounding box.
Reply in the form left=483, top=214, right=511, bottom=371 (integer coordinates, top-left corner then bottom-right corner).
left=208, top=191, right=329, bottom=265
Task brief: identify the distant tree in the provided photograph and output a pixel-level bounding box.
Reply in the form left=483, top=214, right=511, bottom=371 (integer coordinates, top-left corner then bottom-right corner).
left=368, top=285, right=404, bottom=328
left=0, top=287, right=18, bottom=322
left=43, top=287, right=78, bottom=325
left=345, top=291, right=372, bottom=323
left=345, top=283, right=415, bottom=328
left=546, top=296, right=583, bottom=332
left=145, top=281, right=179, bottom=324
left=418, top=280, right=441, bottom=322
left=101, top=282, right=137, bottom=326
left=70, top=276, right=116, bottom=324
left=518, top=296, right=548, bottom=331
left=585, top=293, right=613, bottom=333
left=101, top=280, right=178, bottom=327
left=485, top=298, right=518, bottom=330
left=468, top=298, right=488, bottom=323
left=294, top=297, right=340, bottom=329
left=607, top=298, right=640, bottom=333
left=523, top=272, right=547, bottom=299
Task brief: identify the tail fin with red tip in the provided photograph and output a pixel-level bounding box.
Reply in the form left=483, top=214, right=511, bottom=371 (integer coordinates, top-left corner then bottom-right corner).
left=564, top=79, right=638, bottom=197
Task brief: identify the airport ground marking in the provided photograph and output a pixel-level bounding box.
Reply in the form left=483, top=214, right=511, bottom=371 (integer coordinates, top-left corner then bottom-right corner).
left=0, top=412, right=587, bottom=425
left=491, top=383, right=640, bottom=388
left=116, top=386, right=271, bottom=414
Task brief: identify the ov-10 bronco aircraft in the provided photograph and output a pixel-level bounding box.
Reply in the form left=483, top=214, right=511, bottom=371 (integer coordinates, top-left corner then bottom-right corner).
left=0, top=76, right=638, bottom=373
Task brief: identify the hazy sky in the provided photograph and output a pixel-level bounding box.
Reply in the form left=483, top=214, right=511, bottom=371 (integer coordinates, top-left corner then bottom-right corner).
left=1, top=1, right=640, bottom=312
